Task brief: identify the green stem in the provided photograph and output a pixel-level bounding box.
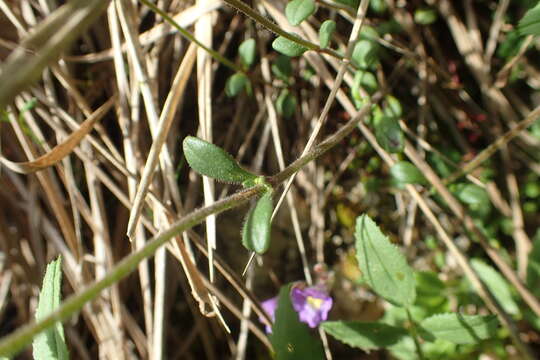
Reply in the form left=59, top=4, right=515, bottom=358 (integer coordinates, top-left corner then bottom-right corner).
left=406, top=308, right=425, bottom=360
left=221, top=0, right=343, bottom=60
left=0, top=93, right=380, bottom=357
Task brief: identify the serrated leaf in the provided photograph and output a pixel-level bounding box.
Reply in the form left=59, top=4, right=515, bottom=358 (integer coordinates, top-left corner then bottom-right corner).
left=374, top=115, right=404, bottom=153
left=276, top=90, right=297, bottom=118
left=242, top=191, right=273, bottom=254
left=355, top=214, right=416, bottom=307
left=319, top=20, right=336, bottom=49
left=518, top=2, right=540, bottom=36
left=239, top=39, right=256, bottom=69
left=183, top=136, right=258, bottom=184
left=526, top=230, right=540, bottom=297
left=286, top=0, right=316, bottom=26
left=271, top=284, right=325, bottom=360
left=420, top=313, right=499, bottom=344
left=414, top=8, right=438, bottom=25
left=272, top=35, right=308, bottom=57
left=225, top=72, right=249, bottom=97
left=390, top=161, right=427, bottom=186
left=33, top=256, right=69, bottom=360
left=470, top=259, right=519, bottom=315
left=322, top=321, right=407, bottom=350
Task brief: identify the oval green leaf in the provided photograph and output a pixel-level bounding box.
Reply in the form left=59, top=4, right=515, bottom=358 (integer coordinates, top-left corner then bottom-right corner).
left=390, top=161, right=427, bottom=186
left=183, top=136, right=257, bottom=184
left=353, top=70, right=378, bottom=95
left=355, top=214, right=416, bottom=307
left=272, top=55, right=293, bottom=81
left=225, top=72, right=249, bottom=97
left=239, top=38, right=256, bottom=69
left=276, top=89, right=297, bottom=119
left=374, top=115, right=404, bottom=153
left=242, top=191, right=273, bottom=254
left=352, top=39, right=379, bottom=69
left=286, top=0, right=316, bottom=26
left=420, top=313, right=499, bottom=344
left=272, top=35, right=308, bottom=57
left=414, top=8, right=438, bottom=25
left=319, top=20, right=336, bottom=49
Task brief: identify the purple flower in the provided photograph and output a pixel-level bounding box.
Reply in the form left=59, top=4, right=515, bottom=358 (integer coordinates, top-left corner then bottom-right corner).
left=291, top=286, right=333, bottom=328
left=259, top=285, right=333, bottom=333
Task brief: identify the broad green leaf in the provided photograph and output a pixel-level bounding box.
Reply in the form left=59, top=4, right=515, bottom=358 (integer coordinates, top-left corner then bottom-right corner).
left=374, top=115, right=404, bottom=153
left=527, top=230, right=540, bottom=297
left=319, top=20, right=336, bottom=49
left=454, top=184, right=489, bottom=206
left=272, top=55, right=293, bottom=81
left=420, top=313, right=499, bottom=344
left=276, top=90, right=297, bottom=118
left=414, top=8, right=438, bottom=25
left=415, top=271, right=448, bottom=312
left=242, top=191, right=273, bottom=254
left=183, top=136, right=258, bottom=184
left=286, top=0, right=316, bottom=26
left=470, top=259, right=519, bottom=315
left=238, top=39, right=256, bottom=69
left=353, top=70, right=378, bottom=95
left=321, top=321, right=407, bottom=350
left=390, top=161, right=427, bottom=186
left=33, top=256, right=69, bottom=360
left=272, top=35, right=308, bottom=57
left=351, top=40, right=379, bottom=69
left=518, top=2, right=540, bottom=36
left=225, top=72, right=249, bottom=97
left=355, top=214, right=416, bottom=307
left=271, top=284, right=325, bottom=360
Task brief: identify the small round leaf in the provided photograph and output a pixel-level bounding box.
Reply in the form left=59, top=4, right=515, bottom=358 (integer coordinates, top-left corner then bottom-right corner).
left=390, top=161, right=427, bottom=185
left=352, top=40, right=379, bottom=69
left=239, top=39, right=257, bottom=69
left=225, top=72, right=249, bottom=97
left=319, top=20, right=336, bottom=49
left=414, top=8, right=438, bottom=25
left=272, top=35, right=308, bottom=57
left=183, top=136, right=257, bottom=184
left=286, top=0, right=316, bottom=26
left=276, top=89, right=297, bottom=118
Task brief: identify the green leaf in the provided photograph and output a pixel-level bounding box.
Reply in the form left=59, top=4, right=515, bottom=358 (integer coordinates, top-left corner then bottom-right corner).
left=470, top=259, right=519, bottom=315
left=374, top=115, right=404, bottom=153
left=353, top=70, right=378, bottom=95
left=239, top=39, right=256, bottom=69
left=384, top=95, right=402, bottom=118
left=272, top=35, right=308, bottom=57
left=351, top=40, right=379, bottom=69
left=527, top=230, right=540, bottom=297
left=286, top=0, right=316, bottom=26
left=415, top=271, right=448, bottom=312
left=319, top=20, right=336, bottom=49
left=271, top=284, right=325, bottom=360
left=518, top=2, right=540, bottom=36
left=420, top=313, right=499, bottom=344
left=454, top=184, right=489, bottom=206
left=369, top=0, right=388, bottom=14
left=272, top=55, right=293, bottom=81
left=390, top=161, right=427, bottom=186
left=242, top=191, right=273, bottom=254
left=322, top=321, right=407, bottom=350
left=355, top=214, right=416, bottom=307
left=414, top=8, right=438, bottom=25
left=33, top=256, right=69, bottom=360
left=276, top=89, right=297, bottom=118
left=225, top=72, right=249, bottom=97
left=183, top=136, right=258, bottom=184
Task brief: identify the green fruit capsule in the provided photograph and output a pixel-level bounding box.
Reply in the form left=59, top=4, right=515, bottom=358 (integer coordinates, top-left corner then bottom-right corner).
left=242, top=191, right=273, bottom=254
left=183, top=136, right=258, bottom=184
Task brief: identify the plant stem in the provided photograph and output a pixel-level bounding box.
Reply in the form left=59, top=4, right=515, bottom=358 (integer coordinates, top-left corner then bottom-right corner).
left=406, top=308, right=425, bottom=360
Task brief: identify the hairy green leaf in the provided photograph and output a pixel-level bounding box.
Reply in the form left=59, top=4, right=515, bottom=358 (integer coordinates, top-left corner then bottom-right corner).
left=420, top=313, right=499, bottom=344
left=272, top=35, right=308, bottom=57
left=271, top=284, right=325, bottom=360
left=33, top=256, right=69, bottom=360
left=183, top=136, right=258, bottom=184
left=242, top=191, right=273, bottom=254
left=355, top=214, right=416, bottom=307
left=319, top=20, right=336, bottom=49
left=286, top=0, right=316, bottom=26
left=322, top=321, right=407, bottom=350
